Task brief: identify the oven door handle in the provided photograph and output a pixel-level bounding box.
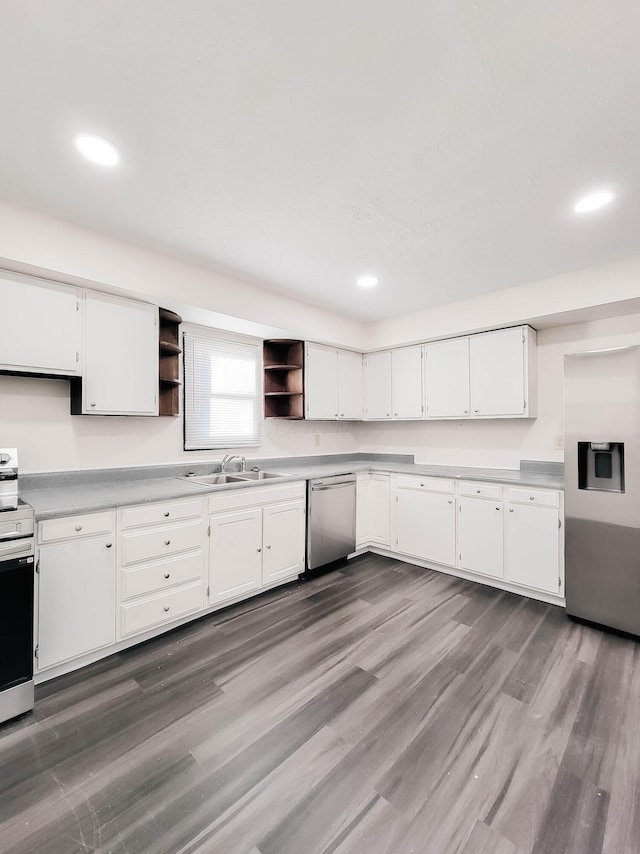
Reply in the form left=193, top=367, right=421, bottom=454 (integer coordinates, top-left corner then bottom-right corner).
left=0, top=532, right=33, bottom=542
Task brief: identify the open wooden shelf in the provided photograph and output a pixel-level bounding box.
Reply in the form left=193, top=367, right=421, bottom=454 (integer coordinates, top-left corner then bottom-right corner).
left=263, top=340, right=304, bottom=419
left=158, top=308, right=182, bottom=416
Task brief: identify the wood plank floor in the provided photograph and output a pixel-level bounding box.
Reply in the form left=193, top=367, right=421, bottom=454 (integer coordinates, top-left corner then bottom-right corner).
left=1, top=554, right=639, bottom=854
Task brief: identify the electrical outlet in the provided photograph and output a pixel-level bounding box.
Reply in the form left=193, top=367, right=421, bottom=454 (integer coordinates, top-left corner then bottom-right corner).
left=313, top=433, right=321, bottom=447
left=553, top=435, right=564, bottom=450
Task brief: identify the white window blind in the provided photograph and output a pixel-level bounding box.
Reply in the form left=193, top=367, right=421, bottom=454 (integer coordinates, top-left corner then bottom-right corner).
left=183, top=331, right=262, bottom=450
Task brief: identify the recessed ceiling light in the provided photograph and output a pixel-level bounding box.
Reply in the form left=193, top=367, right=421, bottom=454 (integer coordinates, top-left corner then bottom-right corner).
left=574, top=190, right=615, bottom=213
left=357, top=275, right=379, bottom=288
left=73, top=133, right=120, bottom=167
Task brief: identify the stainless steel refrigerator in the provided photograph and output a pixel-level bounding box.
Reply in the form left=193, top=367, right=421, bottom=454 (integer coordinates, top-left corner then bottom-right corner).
left=565, top=345, right=640, bottom=635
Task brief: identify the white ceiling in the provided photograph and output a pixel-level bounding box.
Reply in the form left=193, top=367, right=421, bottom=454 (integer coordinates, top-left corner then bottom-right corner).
left=2, top=1, right=640, bottom=321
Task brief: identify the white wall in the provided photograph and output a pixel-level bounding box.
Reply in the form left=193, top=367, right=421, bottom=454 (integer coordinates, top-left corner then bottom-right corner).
left=365, top=254, right=640, bottom=349
left=357, top=312, right=640, bottom=468
left=0, top=373, right=358, bottom=472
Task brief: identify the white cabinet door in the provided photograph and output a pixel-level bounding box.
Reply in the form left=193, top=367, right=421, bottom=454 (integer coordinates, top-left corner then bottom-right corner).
left=424, top=337, right=470, bottom=418
left=82, top=292, right=158, bottom=415
left=505, top=504, right=561, bottom=595
left=370, top=474, right=391, bottom=546
left=37, top=535, right=116, bottom=670
left=396, top=487, right=456, bottom=566
left=470, top=327, right=525, bottom=417
left=364, top=351, right=392, bottom=419
left=356, top=473, right=371, bottom=548
left=0, top=273, right=81, bottom=375
left=262, top=500, right=305, bottom=584
left=392, top=346, right=423, bottom=419
left=458, top=497, right=503, bottom=579
left=337, top=350, right=363, bottom=420
left=209, top=508, right=263, bottom=604
left=305, top=343, right=338, bottom=420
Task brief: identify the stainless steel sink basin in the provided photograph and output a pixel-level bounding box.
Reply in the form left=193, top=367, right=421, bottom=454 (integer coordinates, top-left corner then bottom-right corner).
left=179, top=473, right=247, bottom=485
left=235, top=471, right=285, bottom=480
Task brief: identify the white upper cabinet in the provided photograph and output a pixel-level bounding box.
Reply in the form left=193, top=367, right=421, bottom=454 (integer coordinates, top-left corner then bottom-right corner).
left=75, top=291, right=158, bottom=416
left=305, top=343, right=338, bottom=419
left=424, top=337, right=470, bottom=418
left=363, top=351, right=392, bottom=419
left=470, top=326, right=536, bottom=418
left=305, top=343, right=362, bottom=420
left=0, top=272, right=81, bottom=375
left=391, top=346, right=423, bottom=419
left=337, top=350, right=363, bottom=420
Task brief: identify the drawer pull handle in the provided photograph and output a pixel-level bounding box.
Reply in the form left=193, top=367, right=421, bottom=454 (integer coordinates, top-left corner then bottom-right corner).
left=164, top=511, right=170, bottom=517
left=163, top=605, right=170, bottom=612
left=75, top=524, right=83, bottom=531
left=164, top=572, right=170, bottom=579
left=106, top=542, right=112, bottom=548
left=164, top=539, right=171, bottom=546
left=529, top=496, right=535, bottom=501
left=420, top=482, right=425, bottom=487
left=476, top=490, right=481, bottom=494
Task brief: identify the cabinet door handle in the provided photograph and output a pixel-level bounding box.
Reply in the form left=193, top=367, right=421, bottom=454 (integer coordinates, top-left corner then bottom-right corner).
left=164, top=572, right=170, bottom=579
left=90, top=402, right=96, bottom=408
left=163, top=605, right=170, bottom=612
left=266, top=544, right=271, bottom=549
left=340, top=413, right=344, bottom=417
left=164, top=511, right=170, bottom=517
left=474, top=408, right=479, bottom=413
left=386, top=413, right=391, bottom=417
left=106, top=542, right=112, bottom=548
left=448, top=500, right=453, bottom=504
left=464, top=409, right=469, bottom=414
left=509, top=508, right=514, bottom=512
left=75, top=524, right=83, bottom=531
left=257, top=547, right=262, bottom=553
left=164, top=539, right=171, bottom=545
left=496, top=506, right=501, bottom=511
left=394, top=412, right=398, bottom=416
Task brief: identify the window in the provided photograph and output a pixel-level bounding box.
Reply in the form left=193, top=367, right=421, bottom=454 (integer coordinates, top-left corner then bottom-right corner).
left=183, top=330, right=262, bottom=450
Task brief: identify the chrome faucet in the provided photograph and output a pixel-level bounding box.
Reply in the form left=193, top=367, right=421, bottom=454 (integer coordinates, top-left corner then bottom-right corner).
left=221, top=455, right=246, bottom=472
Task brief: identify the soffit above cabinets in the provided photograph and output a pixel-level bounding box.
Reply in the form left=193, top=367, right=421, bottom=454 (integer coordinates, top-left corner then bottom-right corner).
left=1, top=2, right=640, bottom=321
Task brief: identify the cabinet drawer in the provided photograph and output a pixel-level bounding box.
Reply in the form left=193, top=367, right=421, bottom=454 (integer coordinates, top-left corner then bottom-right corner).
left=120, top=581, right=203, bottom=637
left=39, top=511, right=114, bottom=544
left=121, top=519, right=202, bottom=565
left=121, top=498, right=203, bottom=529
left=458, top=481, right=502, bottom=500
left=121, top=551, right=204, bottom=601
left=395, top=474, right=455, bottom=494
left=505, top=487, right=559, bottom=508
left=207, top=482, right=305, bottom=514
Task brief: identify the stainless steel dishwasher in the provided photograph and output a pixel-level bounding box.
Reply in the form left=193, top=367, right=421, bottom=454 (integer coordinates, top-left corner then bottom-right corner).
left=306, top=473, right=356, bottom=571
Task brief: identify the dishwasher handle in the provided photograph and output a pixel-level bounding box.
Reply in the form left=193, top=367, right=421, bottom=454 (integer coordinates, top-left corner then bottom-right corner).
left=311, top=480, right=355, bottom=491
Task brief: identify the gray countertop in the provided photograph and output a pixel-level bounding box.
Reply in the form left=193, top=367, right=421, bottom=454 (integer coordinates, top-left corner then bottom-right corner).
left=21, top=455, right=564, bottom=521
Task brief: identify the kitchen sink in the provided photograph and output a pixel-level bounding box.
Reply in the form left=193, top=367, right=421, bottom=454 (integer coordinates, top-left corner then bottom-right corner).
left=178, top=470, right=286, bottom=486
left=234, top=470, right=285, bottom=480
left=179, top=473, right=247, bottom=485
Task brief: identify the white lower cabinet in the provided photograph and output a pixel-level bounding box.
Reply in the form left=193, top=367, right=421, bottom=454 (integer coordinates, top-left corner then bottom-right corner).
left=394, top=476, right=456, bottom=567
left=118, top=497, right=206, bottom=639
left=37, top=512, right=116, bottom=671
left=370, top=474, right=391, bottom=547
left=208, top=483, right=306, bottom=606
left=504, top=488, right=563, bottom=595
left=356, top=473, right=372, bottom=548
left=457, top=495, right=504, bottom=579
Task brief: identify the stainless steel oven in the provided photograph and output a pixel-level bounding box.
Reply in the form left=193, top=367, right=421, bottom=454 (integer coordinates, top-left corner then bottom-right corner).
left=0, top=449, right=35, bottom=725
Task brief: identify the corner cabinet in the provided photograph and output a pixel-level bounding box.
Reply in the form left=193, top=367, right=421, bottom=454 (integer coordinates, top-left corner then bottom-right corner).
left=0, top=271, right=82, bottom=376
left=263, top=339, right=305, bottom=419
left=469, top=326, right=536, bottom=418
left=71, top=291, right=159, bottom=416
